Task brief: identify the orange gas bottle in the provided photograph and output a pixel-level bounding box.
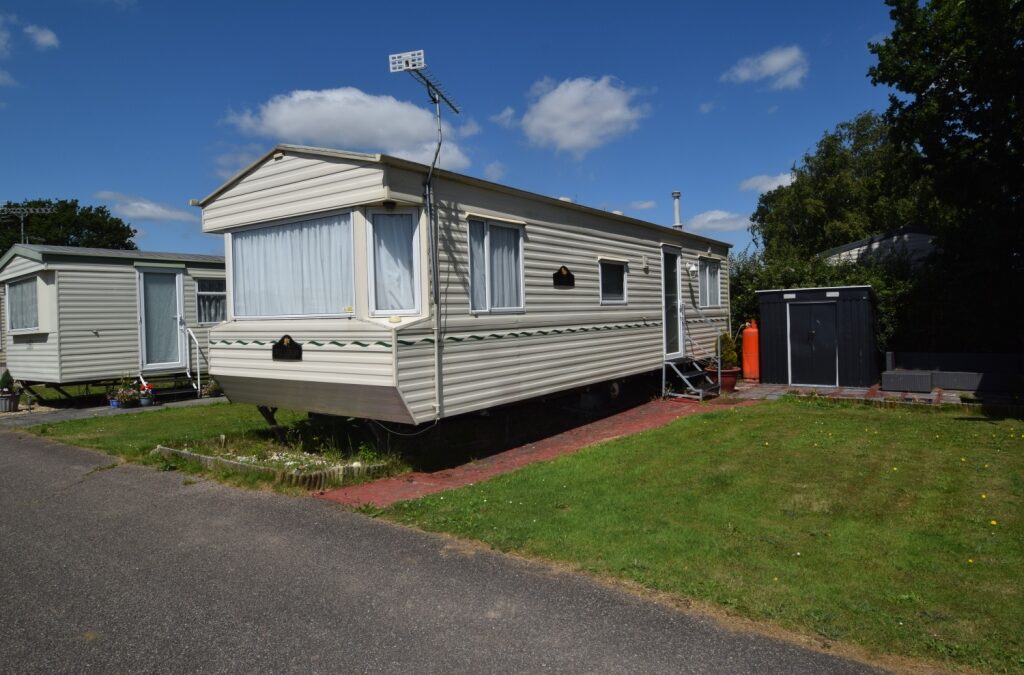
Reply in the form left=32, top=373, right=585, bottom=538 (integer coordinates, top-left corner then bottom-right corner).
left=742, top=320, right=760, bottom=381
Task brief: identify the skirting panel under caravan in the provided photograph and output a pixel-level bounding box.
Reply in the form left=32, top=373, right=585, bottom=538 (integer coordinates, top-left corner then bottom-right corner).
left=215, top=374, right=417, bottom=424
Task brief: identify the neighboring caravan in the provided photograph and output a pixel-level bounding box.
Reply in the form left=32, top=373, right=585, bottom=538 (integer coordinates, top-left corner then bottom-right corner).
left=0, top=245, right=225, bottom=388
left=198, top=145, right=731, bottom=424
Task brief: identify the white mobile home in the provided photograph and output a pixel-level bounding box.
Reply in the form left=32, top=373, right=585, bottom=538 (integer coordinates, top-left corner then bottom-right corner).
left=0, top=245, right=225, bottom=387
left=199, top=145, right=731, bottom=424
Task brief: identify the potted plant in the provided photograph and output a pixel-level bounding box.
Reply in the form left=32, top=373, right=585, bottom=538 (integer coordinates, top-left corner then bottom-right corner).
left=706, top=332, right=742, bottom=393
left=113, top=375, right=140, bottom=408
left=139, top=382, right=155, bottom=407
left=0, top=369, right=20, bottom=413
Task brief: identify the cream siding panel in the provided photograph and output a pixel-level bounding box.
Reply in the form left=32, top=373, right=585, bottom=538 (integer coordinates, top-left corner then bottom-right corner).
left=0, top=286, right=6, bottom=371
left=203, top=154, right=386, bottom=232
left=395, top=340, right=436, bottom=424
left=6, top=271, right=59, bottom=382
left=0, top=256, right=44, bottom=282
left=56, top=267, right=140, bottom=382
left=217, top=374, right=415, bottom=424
left=209, top=320, right=396, bottom=392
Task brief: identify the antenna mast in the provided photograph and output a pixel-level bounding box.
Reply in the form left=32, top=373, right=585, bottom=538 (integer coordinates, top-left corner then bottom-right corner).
left=388, top=50, right=460, bottom=421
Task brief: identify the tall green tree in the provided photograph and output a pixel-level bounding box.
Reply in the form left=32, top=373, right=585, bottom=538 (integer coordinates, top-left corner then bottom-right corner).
left=869, top=0, right=1024, bottom=349
left=0, top=199, right=137, bottom=253
left=750, top=111, right=950, bottom=258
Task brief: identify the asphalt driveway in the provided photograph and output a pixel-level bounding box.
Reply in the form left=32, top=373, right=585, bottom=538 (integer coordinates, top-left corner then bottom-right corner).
left=0, top=430, right=882, bottom=674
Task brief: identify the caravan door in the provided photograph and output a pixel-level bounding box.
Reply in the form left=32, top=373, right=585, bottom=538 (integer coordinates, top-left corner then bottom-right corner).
left=139, top=269, right=185, bottom=371
left=662, top=247, right=686, bottom=359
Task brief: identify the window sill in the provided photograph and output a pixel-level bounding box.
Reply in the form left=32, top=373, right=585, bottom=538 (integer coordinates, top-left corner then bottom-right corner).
left=8, top=328, right=46, bottom=336
left=600, top=300, right=628, bottom=306
left=470, top=308, right=526, bottom=315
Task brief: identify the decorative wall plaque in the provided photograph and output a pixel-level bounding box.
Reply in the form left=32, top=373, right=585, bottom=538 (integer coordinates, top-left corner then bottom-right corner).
left=272, top=335, right=302, bottom=361
left=552, top=266, right=575, bottom=288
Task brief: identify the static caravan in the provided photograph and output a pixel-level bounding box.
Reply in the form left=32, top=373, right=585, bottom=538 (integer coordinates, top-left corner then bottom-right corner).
left=198, top=145, right=732, bottom=424
left=0, top=245, right=225, bottom=388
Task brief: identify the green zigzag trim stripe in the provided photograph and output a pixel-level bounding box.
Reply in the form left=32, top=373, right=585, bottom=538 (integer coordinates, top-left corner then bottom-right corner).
left=210, top=322, right=660, bottom=350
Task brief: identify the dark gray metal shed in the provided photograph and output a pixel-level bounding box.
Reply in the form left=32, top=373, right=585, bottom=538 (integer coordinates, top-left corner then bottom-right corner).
left=756, top=286, right=878, bottom=388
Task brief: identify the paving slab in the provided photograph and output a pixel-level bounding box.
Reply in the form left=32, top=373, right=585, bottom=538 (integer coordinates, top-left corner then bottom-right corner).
left=0, top=395, right=223, bottom=428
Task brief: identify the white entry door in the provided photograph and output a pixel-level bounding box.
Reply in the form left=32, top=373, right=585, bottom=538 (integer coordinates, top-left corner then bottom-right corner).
left=662, top=247, right=686, bottom=359
left=139, top=269, right=185, bottom=370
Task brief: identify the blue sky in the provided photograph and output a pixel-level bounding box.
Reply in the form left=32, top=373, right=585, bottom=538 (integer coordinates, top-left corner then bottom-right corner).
left=1, top=0, right=895, bottom=255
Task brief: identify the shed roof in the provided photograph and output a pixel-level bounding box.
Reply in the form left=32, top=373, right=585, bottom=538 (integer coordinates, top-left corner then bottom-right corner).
left=0, top=244, right=224, bottom=270
left=199, top=144, right=733, bottom=250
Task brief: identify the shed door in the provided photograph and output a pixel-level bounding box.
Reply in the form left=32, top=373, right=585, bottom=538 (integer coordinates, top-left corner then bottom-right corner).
left=788, top=302, right=837, bottom=386
left=140, top=270, right=185, bottom=370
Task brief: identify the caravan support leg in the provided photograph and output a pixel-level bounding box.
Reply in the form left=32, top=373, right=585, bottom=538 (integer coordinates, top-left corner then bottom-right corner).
left=256, top=405, right=285, bottom=442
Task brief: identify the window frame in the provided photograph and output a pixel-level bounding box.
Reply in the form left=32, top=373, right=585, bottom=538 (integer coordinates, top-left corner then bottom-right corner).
left=468, top=219, right=526, bottom=314
left=366, top=208, right=422, bottom=317
left=598, top=258, right=629, bottom=305
left=698, top=257, right=721, bottom=308
left=6, top=275, right=40, bottom=334
left=194, top=276, right=227, bottom=326
left=229, top=210, right=356, bottom=320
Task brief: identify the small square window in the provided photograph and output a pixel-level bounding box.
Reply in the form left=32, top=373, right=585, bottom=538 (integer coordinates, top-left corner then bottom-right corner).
left=196, top=278, right=226, bottom=324
left=599, top=261, right=627, bottom=304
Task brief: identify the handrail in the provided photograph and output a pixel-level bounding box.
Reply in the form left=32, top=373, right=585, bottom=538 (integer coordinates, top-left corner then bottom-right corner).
left=185, top=327, right=202, bottom=398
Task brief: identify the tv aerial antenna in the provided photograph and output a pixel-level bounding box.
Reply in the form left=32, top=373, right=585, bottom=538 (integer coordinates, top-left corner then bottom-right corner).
left=388, top=49, right=460, bottom=421
left=0, top=205, right=56, bottom=244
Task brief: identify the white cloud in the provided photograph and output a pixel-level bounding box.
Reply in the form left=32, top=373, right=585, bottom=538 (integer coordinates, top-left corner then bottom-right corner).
left=24, top=25, right=58, bottom=50
left=721, top=45, right=809, bottom=90
left=457, top=119, right=481, bottom=138
left=490, top=106, right=516, bottom=128
left=226, top=86, right=470, bottom=170
left=0, top=15, right=15, bottom=58
left=95, top=191, right=198, bottom=223
left=0, top=69, right=15, bottom=86
left=739, top=172, right=794, bottom=193
left=483, top=161, right=505, bottom=182
left=520, top=76, right=648, bottom=158
left=213, top=145, right=264, bottom=180
left=698, top=101, right=715, bottom=114
left=631, top=200, right=656, bottom=210
left=687, top=210, right=751, bottom=232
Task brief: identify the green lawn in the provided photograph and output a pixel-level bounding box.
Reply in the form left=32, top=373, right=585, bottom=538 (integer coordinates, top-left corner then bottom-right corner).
left=30, top=403, right=306, bottom=460
left=384, top=398, right=1024, bottom=672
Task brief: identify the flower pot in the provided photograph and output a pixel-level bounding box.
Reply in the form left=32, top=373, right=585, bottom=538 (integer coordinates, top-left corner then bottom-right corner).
left=109, top=399, right=120, bottom=408
left=139, top=397, right=153, bottom=407
left=705, top=367, right=742, bottom=394
left=0, top=392, right=20, bottom=413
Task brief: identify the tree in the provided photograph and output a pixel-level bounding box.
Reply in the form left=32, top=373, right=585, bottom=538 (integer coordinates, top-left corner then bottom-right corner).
left=0, top=199, right=137, bottom=253
left=869, top=0, right=1024, bottom=349
left=750, top=111, right=951, bottom=258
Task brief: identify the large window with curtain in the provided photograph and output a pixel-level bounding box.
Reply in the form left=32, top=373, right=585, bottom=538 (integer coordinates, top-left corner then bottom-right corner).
left=231, top=212, right=354, bottom=318
left=699, top=258, right=721, bottom=308
left=7, top=277, right=39, bottom=331
left=369, top=212, right=420, bottom=315
left=468, top=220, right=524, bottom=312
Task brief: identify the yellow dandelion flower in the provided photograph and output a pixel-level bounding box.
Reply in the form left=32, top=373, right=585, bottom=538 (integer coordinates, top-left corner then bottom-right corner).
left=981, top=494, right=987, bottom=500
left=990, top=520, right=998, bottom=526
left=968, top=559, right=974, bottom=564
left=892, top=467, right=898, bottom=472
left=960, top=457, right=966, bottom=462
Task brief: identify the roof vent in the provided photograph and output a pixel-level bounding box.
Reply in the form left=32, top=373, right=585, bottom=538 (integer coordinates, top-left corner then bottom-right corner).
left=672, top=191, right=682, bottom=230
left=612, top=210, right=624, bottom=215
left=558, top=196, right=574, bottom=203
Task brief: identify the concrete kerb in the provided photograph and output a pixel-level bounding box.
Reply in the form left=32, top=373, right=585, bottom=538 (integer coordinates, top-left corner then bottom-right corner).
left=151, top=445, right=387, bottom=491
left=0, top=396, right=223, bottom=428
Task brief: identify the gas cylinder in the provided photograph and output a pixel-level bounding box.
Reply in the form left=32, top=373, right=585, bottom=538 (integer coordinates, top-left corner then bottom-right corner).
left=742, top=320, right=760, bottom=382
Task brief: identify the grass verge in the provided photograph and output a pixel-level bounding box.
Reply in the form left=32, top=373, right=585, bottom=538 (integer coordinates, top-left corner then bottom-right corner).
left=28, top=403, right=403, bottom=490
left=383, top=397, right=1023, bottom=672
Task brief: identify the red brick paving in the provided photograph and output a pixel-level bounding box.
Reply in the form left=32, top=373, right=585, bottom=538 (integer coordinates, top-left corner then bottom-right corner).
left=317, top=398, right=760, bottom=508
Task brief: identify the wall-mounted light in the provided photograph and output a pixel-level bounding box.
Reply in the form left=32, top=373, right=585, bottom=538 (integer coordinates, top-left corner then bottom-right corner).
left=686, top=263, right=698, bottom=278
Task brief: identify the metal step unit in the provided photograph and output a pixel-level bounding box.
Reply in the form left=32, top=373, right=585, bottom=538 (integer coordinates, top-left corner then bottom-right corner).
left=663, top=357, right=720, bottom=401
